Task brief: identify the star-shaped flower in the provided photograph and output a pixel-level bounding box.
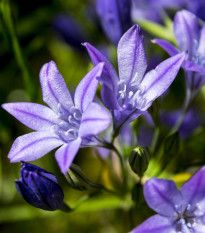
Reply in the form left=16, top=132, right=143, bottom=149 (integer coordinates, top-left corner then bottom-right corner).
left=2, top=61, right=111, bottom=173
left=131, top=167, right=205, bottom=233
left=83, top=25, right=185, bottom=133
left=153, top=10, right=205, bottom=96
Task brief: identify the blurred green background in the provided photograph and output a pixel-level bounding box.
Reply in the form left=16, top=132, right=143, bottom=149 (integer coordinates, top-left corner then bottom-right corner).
left=2, top=1, right=205, bottom=232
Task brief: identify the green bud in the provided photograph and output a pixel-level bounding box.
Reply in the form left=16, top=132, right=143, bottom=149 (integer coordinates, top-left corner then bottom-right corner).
left=129, top=146, right=149, bottom=177
left=65, top=164, right=103, bottom=191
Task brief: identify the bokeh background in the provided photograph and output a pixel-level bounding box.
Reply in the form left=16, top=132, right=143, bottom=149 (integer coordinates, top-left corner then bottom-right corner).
left=2, top=0, right=205, bottom=233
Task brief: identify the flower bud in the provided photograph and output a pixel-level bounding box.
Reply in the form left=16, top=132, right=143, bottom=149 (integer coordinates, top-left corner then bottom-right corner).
left=129, top=146, right=149, bottom=177
left=15, top=162, right=68, bottom=211
left=66, top=164, right=103, bottom=191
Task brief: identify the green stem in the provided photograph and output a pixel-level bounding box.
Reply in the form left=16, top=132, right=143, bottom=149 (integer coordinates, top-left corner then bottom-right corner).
left=0, top=0, right=36, bottom=100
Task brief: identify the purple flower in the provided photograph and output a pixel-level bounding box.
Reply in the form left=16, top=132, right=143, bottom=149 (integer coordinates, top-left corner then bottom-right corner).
left=153, top=10, right=205, bottom=96
left=83, top=25, right=185, bottom=132
left=131, top=0, right=184, bottom=23
left=16, top=162, right=65, bottom=211
left=131, top=167, right=205, bottom=232
left=96, top=0, right=131, bottom=45
left=2, top=61, right=111, bottom=174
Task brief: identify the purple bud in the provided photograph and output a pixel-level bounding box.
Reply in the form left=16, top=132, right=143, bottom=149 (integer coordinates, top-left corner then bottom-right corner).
left=15, top=162, right=65, bottom=211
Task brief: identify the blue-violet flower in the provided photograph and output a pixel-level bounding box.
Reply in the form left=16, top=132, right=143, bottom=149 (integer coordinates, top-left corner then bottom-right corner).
left=84, top=25, right=185, bottom=132
left=131, top=166, right=205, bottom=232
left=2, top=61, right=111, bottom=173
left=153, top=10, right=205, bottom=96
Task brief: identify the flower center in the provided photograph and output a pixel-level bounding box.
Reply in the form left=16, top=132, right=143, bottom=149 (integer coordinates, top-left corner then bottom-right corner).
left=191, top=40, right=205, bottom=68
left=174, top=204, right=203, bottom=232
left=52, top=104, right=82, bottom=143
left=117, top=81, right=148, bottom=111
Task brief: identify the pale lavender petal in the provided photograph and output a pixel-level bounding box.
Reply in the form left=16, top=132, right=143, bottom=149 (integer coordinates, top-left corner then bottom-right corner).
left=74, top=63, right=104, bottom=112
left=101, top=85, right=120, bottom=109
left=8, top=132, right=63, bottom=163
left=192, top=220, right=205, bottom=233
left=198, top=25, right=205, bottom=56
left=141, top=52, right=186, bottom=108
left=118, top=25, right=147, bottom=86
left=131, top=214, right=175, bottom=233
left=152, top=39, right=179, bottom=56
left=55, top=137, right=81, bottom=174
left=183, top=60, right=205, bottom=73
left=83, top=42, right=119, bottom=93
left=40, top=61, right=74, bottom=114
left=174, top=10, right=199, bottom=56
left=2, top=103, right=59, bottom=131
left=181, top=167, right=205, bottom=212
left=144, top=178, right=183, bottom=217
left=79, top=102, right=111, bottom=137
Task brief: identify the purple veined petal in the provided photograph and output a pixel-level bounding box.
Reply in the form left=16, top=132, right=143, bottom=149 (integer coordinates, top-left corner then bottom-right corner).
left=74, top=62, right=104, bottom=112
left=192, top=219, right=205, bottom=233
left=144, top=178, right=183, bottom=217
left=141, top=52, right=186, bottom=107
left=83, top=42, right=119, bottom=93
left=118, top=25, right=147, bottom=88
left=2, top=102, right=60, bottom=131
left=101, top=85, right=120, bottom=110
left=96, top=0, right=122, bottom=45
left=130, top=214, right=175, bottom=233
left=198, top=25, right=205, bottom=56
left=181, top=167, right=205, bottom=213
left=55, top=137, right=82, bottom=174
left=78, top=102, right=111, bottom=138
left=8, top=131, right=63, bottom=163
left=152, top=39, right=179, bottom=56
left=183, top=60, right=205, bottom=73
left=174, top=10, right=199, bottom=56
left=40, top=61, right=74, bottom=114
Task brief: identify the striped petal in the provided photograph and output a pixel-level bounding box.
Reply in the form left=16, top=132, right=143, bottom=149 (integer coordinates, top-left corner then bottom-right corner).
left=55, top=138, right=82, bottom=174
left=74, top=63, right=104, bottom=112
left=174, top=10, right=199, bottom=56
left=118, top=25, right=147, bottom=87
left=141, top=52, right=185, bottom=108
left=8, top=131, right=63, bottom=163
left=152, top=39, right=179, bottom=56
left=79, top=102, right=111, bottom=138
left=40, top=61, right=74, bottom=114
left=2, top=102, right=59, bottom=131
left=83, top=42, right=119, bottom=93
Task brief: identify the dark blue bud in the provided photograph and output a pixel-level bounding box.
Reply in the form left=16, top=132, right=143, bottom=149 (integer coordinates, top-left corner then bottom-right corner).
left=15, top=162, right=65, bottom=211
left=96, top=0, right=131, bottom=45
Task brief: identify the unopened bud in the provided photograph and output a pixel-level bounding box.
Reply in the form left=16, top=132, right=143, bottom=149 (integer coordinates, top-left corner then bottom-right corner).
left=66, top=164, right=103, bottom=191
left=129, top=146, right=149, bottom=177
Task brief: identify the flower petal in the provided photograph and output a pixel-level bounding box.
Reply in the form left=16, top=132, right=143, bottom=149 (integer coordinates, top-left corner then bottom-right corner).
left=183, top=60, right=205, bottom=73
left=141, top=52, right=186, bottom=107
left=118, top=25, right=147, bottom=87
left=174, top=10, right=199, bottom=56
left=101, top=85, right=120, bottom=109
left=131, top=214, right=175, bottom=233
left=2, top=102, right=59, bottom=131
left=181, top=167, right=205, bottom=213
left=144, top=178, right=183, bottom=217
left=198, top=25, right=205, bottom=56
left=74, top=63, right=104, bottom=112
left=79, top=102, right=111, bottom=138
left=55, top=138, right=82, bottom=174
left=40, top=61, right=74, bottom=114
left=83, top=42, right=119, bottom=93
left=8, top=132, right=63, bottom=163
left=152, top=39, right=179, bottom=56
